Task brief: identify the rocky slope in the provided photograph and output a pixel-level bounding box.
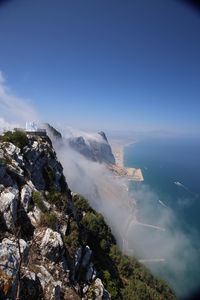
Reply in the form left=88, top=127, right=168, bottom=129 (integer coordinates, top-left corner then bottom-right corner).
left=0, top=130, right=177, bottom=299
left=53, top=126, right=116, bottom=165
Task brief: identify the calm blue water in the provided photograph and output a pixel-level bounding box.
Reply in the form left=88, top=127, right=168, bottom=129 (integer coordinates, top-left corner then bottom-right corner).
left=124, top=137, right=200, bottom=298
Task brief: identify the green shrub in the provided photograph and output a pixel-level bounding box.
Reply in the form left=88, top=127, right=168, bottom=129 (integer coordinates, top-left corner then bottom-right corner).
left=101, top=270, right=118, bottom=298
left=40, top=212, right=58, bottom=230
left=46, top=190, right=61, bottom=205
left=72, top=194, right=177, bottom=300
left=82, top=211, right=114, bottom=245
left=32, top=191, right=48, bottom=213
left=82, top=212, right=99, bottom=236
left=64, top=219, right=79, bottom=256
left=73, top=194, right=92, bottom=212
left=118, top=256, right=133, bottom=278
left=86, top=285, right=95, bottom=299
left=0, top=131, right=29, bottom=149
left=100, top=239, right=108, bottom=252
left=109, top=245, right=121, bottom=265
left=121, top=278, right=151, bottom=300
left=45, top=190, right=70, bottom=212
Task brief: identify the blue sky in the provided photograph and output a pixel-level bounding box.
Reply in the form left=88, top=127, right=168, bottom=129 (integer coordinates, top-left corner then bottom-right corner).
left=0, top=0, right=200, bottom=134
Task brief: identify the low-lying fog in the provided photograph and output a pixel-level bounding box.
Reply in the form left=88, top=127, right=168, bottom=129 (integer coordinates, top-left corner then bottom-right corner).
left=50, top=127, right=200, bottom=298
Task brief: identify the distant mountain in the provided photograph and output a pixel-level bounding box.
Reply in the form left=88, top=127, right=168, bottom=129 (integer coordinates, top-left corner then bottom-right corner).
left=46, top=124, right=115, bottom=164
left=45, top=123, right=62, bottom=140
left=68, top=131, right=115, bottom=164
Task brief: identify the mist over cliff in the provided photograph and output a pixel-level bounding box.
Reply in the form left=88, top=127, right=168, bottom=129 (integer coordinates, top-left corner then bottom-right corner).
left=47, top=125, right=199, bottom=297
left=0, top=128, right=177, bottom=299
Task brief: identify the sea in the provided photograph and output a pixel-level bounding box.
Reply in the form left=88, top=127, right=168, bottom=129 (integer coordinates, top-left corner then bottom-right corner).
left=124, top=136, right=200, bottom=298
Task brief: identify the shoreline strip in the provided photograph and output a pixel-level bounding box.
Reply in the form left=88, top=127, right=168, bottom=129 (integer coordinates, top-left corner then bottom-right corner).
left=111, top=142, right=144, bottom=182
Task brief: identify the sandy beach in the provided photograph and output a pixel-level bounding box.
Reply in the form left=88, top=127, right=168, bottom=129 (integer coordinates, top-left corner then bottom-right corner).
left=109, top=139, right=144, bottom=182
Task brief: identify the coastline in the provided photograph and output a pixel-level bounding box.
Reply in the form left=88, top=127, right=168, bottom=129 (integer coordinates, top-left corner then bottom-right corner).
left=110, top=140, right=144, bottom=182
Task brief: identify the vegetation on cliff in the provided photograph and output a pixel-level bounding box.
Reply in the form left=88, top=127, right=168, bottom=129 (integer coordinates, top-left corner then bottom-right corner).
left=0, top=131, right=177, bottom=299
left=0, top=131, right=29, bottom=149
left=73, top=194, right=176, bottom=300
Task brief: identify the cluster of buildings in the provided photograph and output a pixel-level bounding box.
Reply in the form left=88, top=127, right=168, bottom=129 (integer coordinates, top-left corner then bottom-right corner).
left=14, top=122, right=47, bottom=136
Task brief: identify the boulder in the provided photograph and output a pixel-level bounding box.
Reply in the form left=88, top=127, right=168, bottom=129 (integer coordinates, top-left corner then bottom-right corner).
left=94, top=278, right=110, bottom=300
left=0, top=164, right=13, bottom=187
left=82, top=245, right=92, bottom=268
left=0, top=187, right=18, bottom=230
left=86, top=262, right=94, bottom=282
left=0, top=238, right=29, bottom=266
left=75, top=246, right=82, bottom=272
left=0, top=237, right=29, bottom=299
left=40, top=228, right=63, bottom=261
left=36, top=265, right=62, bottom=300
left=5, top=143, right=23, bottom=167
left=28, top=206, right=41, bottom=226
left=0, top=143, right=24, bottom=181
left=21, top=184, right=32, bottom=212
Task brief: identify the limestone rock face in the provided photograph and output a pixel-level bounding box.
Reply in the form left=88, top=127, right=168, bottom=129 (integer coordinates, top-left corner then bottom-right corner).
left=40, top=228, right=63, bottom=261
left=0, top=164, right=13, bottom=187
left=0, top=130, right=177, bottom=300
left=21, top=184, right=32, bottom=212
left=98, top=131, right=108, bottom=142
left=0, top=186, right=18, bottom=230
left=94, top=278, right=110, bottom=300
left=86, top=262, right=94, bottom=282
left=45, top=123, right=62, bottom=141
left=4, top=143, right=23, bottom=166
left=0, top=143, right=24, bottom=180
left=23, top=138, right=64, bottom=191
left=82, top=245, right=92, bottom=268
left=37, top=265, right=61, bottom=295
left=0, top=238, right=29, bottom=298
left=75, top=246, right=82, bottom=272
left=0, top=238, right=29, bottom=267
left=0, top=133, right=111, bottom=300
left=68, top=131, right=115, bottom=164
left=27, top=205, right=41, bottom=226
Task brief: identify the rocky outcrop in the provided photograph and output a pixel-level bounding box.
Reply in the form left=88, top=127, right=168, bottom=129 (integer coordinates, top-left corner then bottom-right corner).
left=0, top=186, right=18, bottom=231
left=0, top=132, right=110, bottom=299
left=40, top=228, right=64, bottom=262
left=23, top=138, right=64, bottom=191
left=82, top=245, right=92, bottom=268
left=45, top=124, right=115, bottom=164
left=68, top=132, right=115, bottom=164
left=94, top=278, right=110, bottom=300
left=45, top=123, right=62, bottom=141
left=21, top=184, right=32, bottom=212
left=0, top=238, right=29, bottom=299
left=98, top=131, right=108, bottom=142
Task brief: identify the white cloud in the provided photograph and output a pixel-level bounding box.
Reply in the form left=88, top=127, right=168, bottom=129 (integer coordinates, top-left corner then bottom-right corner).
left=0, top=117, right=18, bottom=133
left=60, top=126, right=107, bottom=144
left=0, top=70, right=38, bottom=128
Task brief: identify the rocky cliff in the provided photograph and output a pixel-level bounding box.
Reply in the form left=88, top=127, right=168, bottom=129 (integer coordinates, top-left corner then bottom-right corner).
left=66, top=131, right=115, bottom=164
left=0, top=130, right=177, bottom=299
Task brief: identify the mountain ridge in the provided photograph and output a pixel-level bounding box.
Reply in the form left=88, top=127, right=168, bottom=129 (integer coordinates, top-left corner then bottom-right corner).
left=45, top=124, right=115, bottom=165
